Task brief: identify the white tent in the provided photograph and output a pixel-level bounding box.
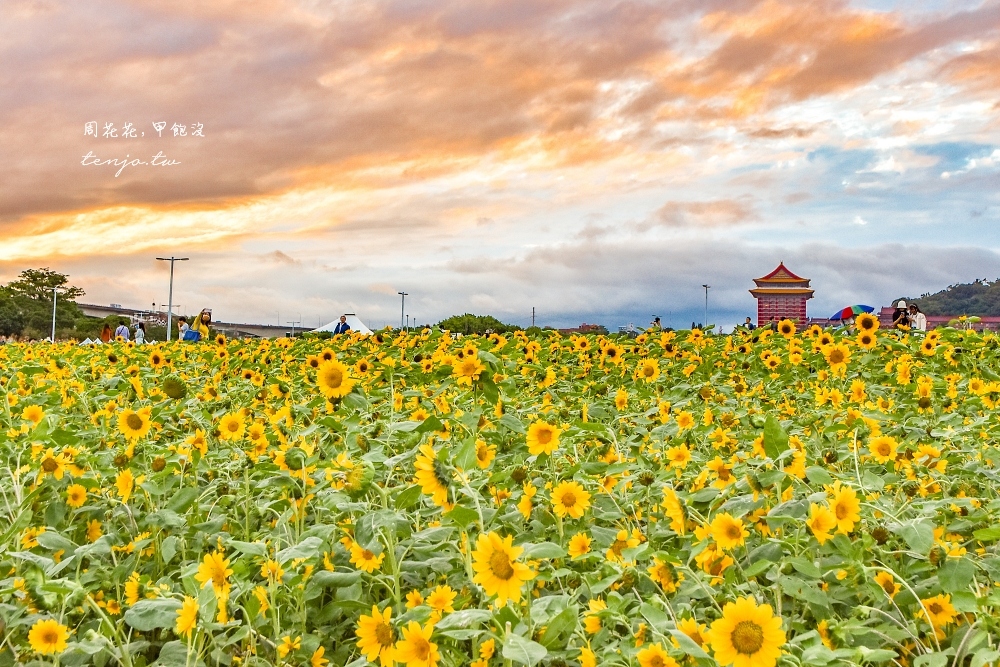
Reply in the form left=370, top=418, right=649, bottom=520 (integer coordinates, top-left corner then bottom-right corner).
left=312, top=313, right=373, bottom=336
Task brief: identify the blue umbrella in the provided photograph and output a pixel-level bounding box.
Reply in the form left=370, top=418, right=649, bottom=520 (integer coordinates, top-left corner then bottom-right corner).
left=829, top=305, right=875, bottom=320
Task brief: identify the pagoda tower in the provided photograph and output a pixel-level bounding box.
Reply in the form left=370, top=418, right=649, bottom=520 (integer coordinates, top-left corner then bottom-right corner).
left=750, top=263, right=814, bottom=326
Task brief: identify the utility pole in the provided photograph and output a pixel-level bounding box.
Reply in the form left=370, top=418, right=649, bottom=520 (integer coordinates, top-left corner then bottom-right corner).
left=287, top=319, right=301, bottom=338
left=50, top=286, right=60, bottom=342
left=156, top=256, right=189, bottom=341
left=398, top=292, right=408, bottom=330
left=532, top=307, right=535, bottom=328
left=406, top=315, right=409, bottom=333
left=702, top=284, right=711, bottom=331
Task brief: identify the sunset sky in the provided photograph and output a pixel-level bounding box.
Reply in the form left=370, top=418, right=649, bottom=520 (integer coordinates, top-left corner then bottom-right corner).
left=3, top=0, right=1000, bottom=330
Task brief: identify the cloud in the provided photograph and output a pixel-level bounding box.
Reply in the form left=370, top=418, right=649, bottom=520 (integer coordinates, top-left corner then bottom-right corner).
left=646, top=199, right=760, bottom=229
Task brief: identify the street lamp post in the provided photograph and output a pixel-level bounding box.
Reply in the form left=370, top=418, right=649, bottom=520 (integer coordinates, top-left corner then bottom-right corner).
left=702, top=284, right=711, bottom=331
left=156, top=256, right=189, bottom=341
left=398, top=292, right=408, bottom=331
left=50, top=286, right=61, bottom=342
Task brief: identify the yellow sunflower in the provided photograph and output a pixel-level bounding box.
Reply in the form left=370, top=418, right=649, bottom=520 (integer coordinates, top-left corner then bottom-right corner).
left=868, top=435, right=898, bottom=464
left=526, top=421, right=561, bottom=457
left=316, top=359, right=356, bottom=399
left=874, top=571, right=899, bottom=599
left=806, top=503, right=837, bottom=544
left=777, top=319, right=796, bottom=338
left=217, top=412, right=246, bottom=441
left=707, top=597, right=786, bottom=667
left=921, top=594, right=958, bottom=629
left=66, top=483, right=87, bottom=508
left=394, top=620, right=439, bottom=667
left=710, top=513, right=748, bottom=550
left=856, top=312, right=879, bottom=332
left=356, top=605, right=396, bottom=667
left=119, top=406, right=153, bottom=441
left=856, top=330, right=878, bottom=350
left=823, top=343, right=851, bottom=374
left=637, top=642, right=678, bottom=667
left=175, top=596, right=199, bottom=637
left=827, top=482, right=860, bottom=534
left=195, top=550, right=233, bottom=598
left=636, top=358, right=660, bottom=383
left=475, top=440, right=496, bottom=469
left=471, top=531, right=535, bottom=605
left=413, top=444, right=450, bottom=508
left=21, top=404, right=45, bottom=426
left=148, top=349, right=166, bottom=369
left=452, top=356, right=486, bottom=386
left=350, top=542, right=385, bottom=573
left=28, top=619, right=69, bottom=655
left=568, top=532, right=592, bottom=558
left=550, top=480, right=591, bottom=519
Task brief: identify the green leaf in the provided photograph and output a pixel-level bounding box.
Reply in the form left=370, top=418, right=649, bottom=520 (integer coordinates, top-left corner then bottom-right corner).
left=891, top=520, right=935, bottom=554
left=394, top=485, right=422, bottom=510
left=276, top=536, right=324, bottom=563
left=858, top=647, right=898, bottom=663
left=763, top=416, right=790, bottom=459
left=913, top=654, right=949, bottom=667
left=415, top=415, right=445, bottom=433
left=161, top=536, right=179, bottom=564
left=805, top=466, right=833, bottom=487
left=124, top=598, right=182, bottom=631
left=499, top=414, right=526, bottom=434
left=938, top=557, right=976, bottom=593
left=502, top=634, right=547, bottom=666
left=539, top=606, right=577, bottom=649
left=310, top=570, right=363, bottom=588
left=166, top=487, right=200, bottom=513
left=434, top=609, right=493, bottom=630
left=521, top=542, right=566, bottom=559
left=973, top=526, right=1000, bottom=542
left=227, top=540, right=266, bottom=558
left=444, top=505, right=480, bottom=528
left=454, top=437, right=478, bottom=471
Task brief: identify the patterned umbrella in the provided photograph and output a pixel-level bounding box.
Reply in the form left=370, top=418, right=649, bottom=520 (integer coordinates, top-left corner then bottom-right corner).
left=829, top=305, right=875, bottom=320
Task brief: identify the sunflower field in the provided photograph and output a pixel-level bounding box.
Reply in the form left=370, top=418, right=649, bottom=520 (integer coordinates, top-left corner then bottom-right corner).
left=3, top=320, right=1000, bottom=667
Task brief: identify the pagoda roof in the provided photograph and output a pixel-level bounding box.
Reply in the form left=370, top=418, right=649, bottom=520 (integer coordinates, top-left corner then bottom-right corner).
left=753, top=262, right=810, bottom=287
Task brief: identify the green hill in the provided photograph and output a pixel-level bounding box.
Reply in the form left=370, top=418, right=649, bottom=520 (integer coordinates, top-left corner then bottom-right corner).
left=901, top=279, right=1000, bottom=316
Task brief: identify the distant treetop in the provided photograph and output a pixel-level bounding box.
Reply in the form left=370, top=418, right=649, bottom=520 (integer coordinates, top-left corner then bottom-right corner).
left=436, top=313, right=521, bottom=335
left=900, top=279, right=1000, bottom=316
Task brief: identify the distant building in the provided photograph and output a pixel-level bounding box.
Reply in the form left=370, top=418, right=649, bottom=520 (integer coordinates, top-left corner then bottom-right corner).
left=749, top=263, right=814, bottom=326
left=557, top=323, right=608, bottom=334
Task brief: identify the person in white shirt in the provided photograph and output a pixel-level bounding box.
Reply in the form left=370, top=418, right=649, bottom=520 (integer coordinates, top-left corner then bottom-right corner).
left=114, top=320, right=130, bottom=341
left=908, top=304, right=927, bottom=332
left=134, top=322, right=146, bottom=344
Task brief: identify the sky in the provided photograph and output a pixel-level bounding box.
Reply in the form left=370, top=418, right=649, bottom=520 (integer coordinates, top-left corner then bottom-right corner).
left=2, top=0, right=999, bottom=331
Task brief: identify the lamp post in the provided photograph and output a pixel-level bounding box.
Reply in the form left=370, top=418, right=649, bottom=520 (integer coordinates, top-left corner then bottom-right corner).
left=50, top=286, right=62, bottom=342
left=701, top=284, right=710, bottom=331
left=398, top=292, right=408, bottom=331
left=156, top=256, right=189, bottom=341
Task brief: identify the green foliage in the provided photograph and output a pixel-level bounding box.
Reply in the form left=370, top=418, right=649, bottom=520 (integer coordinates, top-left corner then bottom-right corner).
left=0, top=268, right=85, bottom=339
left=901, top=278, right=1000, bottom=316
left=437, top=313, right=520, bottom=334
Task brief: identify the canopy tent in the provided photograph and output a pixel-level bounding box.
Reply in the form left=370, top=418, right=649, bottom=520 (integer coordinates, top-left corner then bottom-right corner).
left=312, top=313, right=373, bottom=336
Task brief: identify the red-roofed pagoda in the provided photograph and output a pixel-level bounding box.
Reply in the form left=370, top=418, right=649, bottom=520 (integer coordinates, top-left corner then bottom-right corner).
left=750, top=263, right=814, bottom=326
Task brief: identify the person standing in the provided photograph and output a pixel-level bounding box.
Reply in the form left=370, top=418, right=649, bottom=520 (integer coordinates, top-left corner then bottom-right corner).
left=100, top=324, right=112, bottom=343
left=177, top=317, right=190, bottom=340
left=744, top=317, right=755, bottom=330
left=333, top=315, right=351, bottom=335
left=649, top=317, right=661, bottom=330
left=114, top=319, right=131, bottom=341
left=184, top=309, right=211, bottom=341
left=892, top=300, right=910, bottom=329
left=134, top=322, right=146, bottom=344
left=908, top=304, right=927, bottom=332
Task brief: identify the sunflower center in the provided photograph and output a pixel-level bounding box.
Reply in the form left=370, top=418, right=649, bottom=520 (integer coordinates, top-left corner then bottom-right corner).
left=375, top=622, right=393, bottom=646
left=725, top=524, right=742, bottom=540
left=489, top=550, right=515, bottom=580
left=322, top=367, right=343, bottom=388
left=41, top=628, right=59, bottom=644
left=411, top=637, right=430, bottom=661
left=928, top=602, right=942, bottom=614
left=717, top=468, right=731, bottom=481
left=610, top=539, right=627, bottom=557
left=226, top=421, right=239, bottom=432
left=362, top=549, right=374, bottom=560
left=835, top=503, right=849, bottom=520
left=829, top=350, right=845, bottom=364
left=876, top=443, right=890, bottom=456
left=126, top=414, right=144, bottom=430
left=647, top=657, right=666, bottom=667
left=535, top=428, right=552, bottom=445
left=731, top=620, right=765, bottom=655
left=880, top=579, right=895, bottom=595
left=560, top=491, right=577, bottom=508
left=643, top=366, right=655, bottom=377
left=42, top=457, right=58, bottom=472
